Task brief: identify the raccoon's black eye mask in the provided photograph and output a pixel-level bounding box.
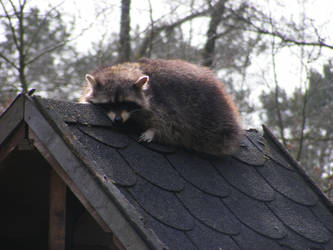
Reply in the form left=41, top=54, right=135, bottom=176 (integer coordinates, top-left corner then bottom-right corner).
left=95, top=102, right=142, bottom=112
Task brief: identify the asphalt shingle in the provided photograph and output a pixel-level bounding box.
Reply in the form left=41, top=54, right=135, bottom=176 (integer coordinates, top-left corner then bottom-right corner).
left=29, top=96, right=333, bottom=250
left=213, top=157, right=275, bottom=201
left=167, top=152, right=229, bottom=197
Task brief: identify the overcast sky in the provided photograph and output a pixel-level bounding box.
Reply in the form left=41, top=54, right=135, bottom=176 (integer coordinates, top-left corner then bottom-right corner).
left=13, top=0, right=333, bottom=126
left=34, top=0, right=333, bottom=52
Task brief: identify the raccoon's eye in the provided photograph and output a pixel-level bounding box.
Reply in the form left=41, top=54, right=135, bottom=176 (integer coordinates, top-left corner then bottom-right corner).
left=95, top=102, right=114, bottom=110
left=122, top=102, right=142, bottom=111
left=94, top=101, right=142, bottom=112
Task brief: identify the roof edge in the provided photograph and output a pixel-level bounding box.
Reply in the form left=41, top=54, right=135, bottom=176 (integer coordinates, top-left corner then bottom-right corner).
left=0, top=94, right=25, bottom=146
left=25, top=95, right=167, bottom=250
left=262, top=125, right=333, bottom=212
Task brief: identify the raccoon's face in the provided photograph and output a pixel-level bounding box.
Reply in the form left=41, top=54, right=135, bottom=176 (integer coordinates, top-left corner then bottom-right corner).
left=98, top=101, right=142, bottom=125
left=82, top=73, right=150, bottom=126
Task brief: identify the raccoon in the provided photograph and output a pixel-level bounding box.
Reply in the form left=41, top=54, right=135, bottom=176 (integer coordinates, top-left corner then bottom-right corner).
left=80, top=58, right=243, bottom=156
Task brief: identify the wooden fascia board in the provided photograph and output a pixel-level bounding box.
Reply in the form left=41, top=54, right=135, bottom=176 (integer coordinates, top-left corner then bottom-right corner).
left=23, top=96, right=154, bottom=250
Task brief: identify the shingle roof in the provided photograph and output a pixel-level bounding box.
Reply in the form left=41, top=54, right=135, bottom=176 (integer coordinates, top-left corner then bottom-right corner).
left=1, top=94, right=333, bottom=250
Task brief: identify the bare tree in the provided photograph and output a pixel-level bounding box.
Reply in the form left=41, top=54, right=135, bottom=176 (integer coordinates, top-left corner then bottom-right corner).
left=0, top=0, right=74, bottom=95
left=134, top=8, right=209, bottom=59
left=229, top=4, right=333, bottom=51
left=258, top=2, right=333, bottom=199
left=0, top=0, right=28, bottom=91
left=0, top=0, right=99, bottom=113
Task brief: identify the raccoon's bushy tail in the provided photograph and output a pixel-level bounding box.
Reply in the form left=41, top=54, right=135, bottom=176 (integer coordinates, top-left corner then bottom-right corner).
left=191, top=127, right=244, bottom=156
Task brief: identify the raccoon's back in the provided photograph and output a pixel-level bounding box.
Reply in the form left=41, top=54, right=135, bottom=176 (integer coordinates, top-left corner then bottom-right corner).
left=138, top=58, right=243, bottom=155
left=139, top=58, right=239, bottom=124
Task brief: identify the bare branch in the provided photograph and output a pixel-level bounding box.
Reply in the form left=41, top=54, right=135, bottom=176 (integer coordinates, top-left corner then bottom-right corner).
left=252, top=27, right=333, bottom=50
left=296, top=85, right=309, bottom=161
left=146, top=0, right=154, bottom=57
left=187, top=0, right=195, bottom=48
left=26, top=42, right=66, bottom=65
left=230, top=7, right=333, bottom=50
left=26, top=1, right=65, bottom=54
left=0, top=0, right=19, bottom=49
left=286, top=135, right=333, bottom=142
left=271, top=34, right=287, bottom=147
left=135, top=9, right=209, bottom=59
left=8, top=0, right=19, bottom=14
left=26, top=17, right=103, bottom=67
left=17, top=0, right=28, bottom=91
left=0, top=53, right=18, bottom=69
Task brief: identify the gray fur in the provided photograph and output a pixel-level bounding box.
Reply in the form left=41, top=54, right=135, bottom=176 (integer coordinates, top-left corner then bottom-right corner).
left=80, top=58, right=243, bottom=156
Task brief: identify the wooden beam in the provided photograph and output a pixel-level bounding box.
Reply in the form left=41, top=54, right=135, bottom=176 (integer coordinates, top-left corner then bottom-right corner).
left=29, top=128, right=112, bottom=233
left=0, top=122, right=26, bottom=163
left=49, top=169, right=67, bottom=250
left=113, top=234, right=127, bottom=250
left=0, top=94, right=24, bottom=145
left=31, top=129, right=128, bottom=250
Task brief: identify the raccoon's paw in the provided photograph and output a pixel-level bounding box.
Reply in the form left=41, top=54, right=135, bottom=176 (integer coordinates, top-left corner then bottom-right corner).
left=138, top=129, right=155, bottom=143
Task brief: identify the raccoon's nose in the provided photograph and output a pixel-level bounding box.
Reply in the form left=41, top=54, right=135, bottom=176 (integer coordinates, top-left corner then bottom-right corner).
left=114, top=116, right=123, bottom=125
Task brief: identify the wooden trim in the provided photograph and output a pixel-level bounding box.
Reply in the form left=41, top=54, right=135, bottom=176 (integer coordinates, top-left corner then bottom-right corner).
left=29, top=128, right=112, bottom=233
left=0, top=94, right=24, bottom=145
left=49, top=169, right=67, bottom=250
left=113, top=234, right=127, bottom=250
left=24, top=96, right=158, bottom=250
left=0, top=122, right=26, bottom=163
left=30, top=128, right=127, bottom=250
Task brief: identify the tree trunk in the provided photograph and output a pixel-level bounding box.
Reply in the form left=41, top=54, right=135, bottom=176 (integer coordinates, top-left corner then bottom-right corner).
left=202, top=0, right=227, bottom=67
left=118, top=0, right=131, bottom=62
left=18, top=2, right=28, bottom=92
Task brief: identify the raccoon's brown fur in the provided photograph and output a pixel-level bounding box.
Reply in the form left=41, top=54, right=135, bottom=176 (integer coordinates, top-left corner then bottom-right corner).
left=80, top=58, right=243, bottom=156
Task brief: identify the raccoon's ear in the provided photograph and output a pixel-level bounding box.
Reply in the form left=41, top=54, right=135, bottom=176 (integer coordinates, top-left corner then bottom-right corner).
left=85, top=74, right=97, bottom=87
left=135, top=75, right=149, bottom=90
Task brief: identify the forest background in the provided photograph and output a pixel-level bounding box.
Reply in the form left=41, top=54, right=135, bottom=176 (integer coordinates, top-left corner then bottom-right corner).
left=1, top=0, right=333, bottom=200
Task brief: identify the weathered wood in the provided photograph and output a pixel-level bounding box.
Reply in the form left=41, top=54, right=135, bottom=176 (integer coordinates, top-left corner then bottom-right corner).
left=31, top=129, right=125, bottom=250
left=29, top=127, right=151, bottom=250
left=29, top=128, right=112, bottom=233
left=0, top=122, right=26, bottom=163
left=113, top=234, right=127, bottom=250
left=49, top=169, right=67, bottom=250
left=0, top=94, right=24, bottom=145
left=25, top=97, right=155, bottom=250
